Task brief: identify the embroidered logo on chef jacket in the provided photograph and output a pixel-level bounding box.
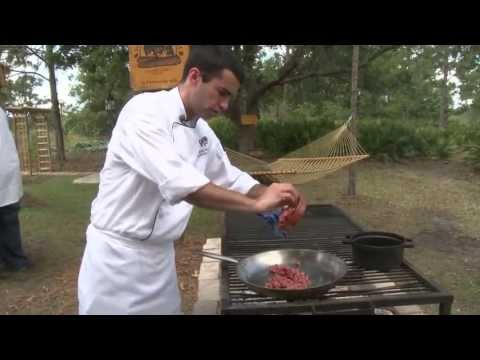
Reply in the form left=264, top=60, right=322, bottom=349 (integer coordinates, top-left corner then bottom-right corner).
left=198, top=136, right=209, bottom=157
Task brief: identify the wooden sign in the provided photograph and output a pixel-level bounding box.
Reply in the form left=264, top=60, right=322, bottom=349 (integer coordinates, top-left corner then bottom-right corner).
left=241, top=114, right=258, bottom=126
left=128, top=45, right=190, bottom=91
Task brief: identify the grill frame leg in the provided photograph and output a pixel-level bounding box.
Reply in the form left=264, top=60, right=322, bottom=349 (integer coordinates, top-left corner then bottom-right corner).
left=439, top=301, right=452, bottom=315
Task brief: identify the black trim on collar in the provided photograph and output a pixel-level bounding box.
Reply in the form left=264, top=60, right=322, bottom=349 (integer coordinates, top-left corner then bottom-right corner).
left=178, top=114, right=198, bottom=128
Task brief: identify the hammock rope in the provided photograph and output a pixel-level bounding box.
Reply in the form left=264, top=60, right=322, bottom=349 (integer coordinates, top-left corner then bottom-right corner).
left=225, top=116, right=369, bottom=184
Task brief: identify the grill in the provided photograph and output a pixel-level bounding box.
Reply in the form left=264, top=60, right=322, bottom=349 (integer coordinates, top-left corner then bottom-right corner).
left=220, top=205, right=454, bottom=315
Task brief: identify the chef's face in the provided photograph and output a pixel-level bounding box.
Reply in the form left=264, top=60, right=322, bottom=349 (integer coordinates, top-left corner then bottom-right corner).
left=189, top=68, right=240, bottom=120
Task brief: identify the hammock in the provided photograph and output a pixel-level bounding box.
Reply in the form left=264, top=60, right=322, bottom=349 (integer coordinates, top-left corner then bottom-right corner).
left=226, top=116, right=369, bottom=185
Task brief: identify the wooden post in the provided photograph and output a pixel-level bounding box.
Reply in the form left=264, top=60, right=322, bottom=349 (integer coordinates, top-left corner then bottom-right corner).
left=347, top=45, right=360, bottom=197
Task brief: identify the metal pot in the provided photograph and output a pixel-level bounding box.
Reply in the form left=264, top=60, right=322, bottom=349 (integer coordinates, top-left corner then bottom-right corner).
left=343, top=232, right=414, bottom=271
left=197, top=249, right=348, bottom=300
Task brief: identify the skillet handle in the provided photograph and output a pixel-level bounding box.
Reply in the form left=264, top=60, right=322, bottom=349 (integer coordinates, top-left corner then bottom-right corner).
left=195, top=251, right=239, bottom=264
left=402, top=238, right=414, bottom=248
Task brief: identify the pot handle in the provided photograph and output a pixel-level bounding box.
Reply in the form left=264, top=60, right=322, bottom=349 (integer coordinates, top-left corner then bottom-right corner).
left=343, top=235, right=354, bottom=244
left=402, top=238, right=415, bottom=248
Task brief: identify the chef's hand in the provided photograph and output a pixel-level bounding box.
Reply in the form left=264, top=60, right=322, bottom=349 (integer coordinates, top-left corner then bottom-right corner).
left=278, top=193, right=307, bottom=231
left=253, top=183, right=301, bottom=214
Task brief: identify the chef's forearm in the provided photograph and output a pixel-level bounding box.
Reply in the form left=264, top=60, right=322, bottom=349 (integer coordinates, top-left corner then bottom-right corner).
left=246, top=184, right=268, bottom=199
left=185, top=182, right=257, bottom=213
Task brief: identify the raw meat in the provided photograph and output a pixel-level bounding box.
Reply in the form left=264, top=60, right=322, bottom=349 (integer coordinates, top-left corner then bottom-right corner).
left=265, top=264, right=311, bottom=289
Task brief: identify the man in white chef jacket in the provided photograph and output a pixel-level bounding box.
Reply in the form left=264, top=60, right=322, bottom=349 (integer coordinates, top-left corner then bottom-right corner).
left=0, top=105, right=31, bottom=272
left=78, top=45, right=306, bottom=315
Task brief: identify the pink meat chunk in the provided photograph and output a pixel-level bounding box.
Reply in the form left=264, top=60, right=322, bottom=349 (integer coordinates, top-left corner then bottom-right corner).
left=265, top=264, right=311, bottom=289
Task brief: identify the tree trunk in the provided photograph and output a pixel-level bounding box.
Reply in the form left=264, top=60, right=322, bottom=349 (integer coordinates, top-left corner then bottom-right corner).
left=299, top=80, right=305, bottom=103
left=229, top=90, right=256, bottom=153
left=439, top=46, right=449, bottom=129
left=228, top=94, right=242, bottom=150
left=46, top=46, right=66, bottom=162
left=237, top=97, right=260, bottom=153
left=238, top=126, right=257, bottom=153
left=235, top=45, right=261, bottom=154
left=282, top=46, right=290, bottom=106
left=347, top=45, right=360, bottom=197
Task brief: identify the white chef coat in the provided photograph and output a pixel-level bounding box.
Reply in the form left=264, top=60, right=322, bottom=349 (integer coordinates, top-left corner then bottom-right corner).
left=78, top=87, right=259, bottom=315
left=0, top=107, right=23, bottom=207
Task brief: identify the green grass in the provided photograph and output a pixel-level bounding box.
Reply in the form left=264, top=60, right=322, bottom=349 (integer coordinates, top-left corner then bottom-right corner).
left=185, top=207, right=224, bottom=239
left=0, top=176, right=99, bottom=314
left=21, top=177, right=97, bottom=266
left=2, top=156, right=479, bottom=315
left=406, top=248, right=480, bottom=315
left=298, top=159, right=480, bottom=315
left=0, top=176, right=223, bottom=314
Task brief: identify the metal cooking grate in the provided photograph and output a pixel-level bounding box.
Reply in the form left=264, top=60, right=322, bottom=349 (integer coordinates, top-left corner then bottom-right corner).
left=220, top=205, right=453, bottom=315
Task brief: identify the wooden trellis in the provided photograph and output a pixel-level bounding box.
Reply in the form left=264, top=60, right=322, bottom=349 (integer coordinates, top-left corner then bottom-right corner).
left=6, top=107, right=56, bottom=174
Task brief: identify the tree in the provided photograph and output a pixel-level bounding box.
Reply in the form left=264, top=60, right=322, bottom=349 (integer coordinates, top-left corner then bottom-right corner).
left=68, top=45, right=130, bottom=137
left=455, top=46, right=480, bottom=116
left=427, top=45, right=463, bottom=128
left=0, top=45, right=81, bottom=161
left=439, top=46, right=450, bottom=128
left=0, top=72, right=47, bottom=107
left=406, top=45, right=465, bottom=127
left=228, top=45, right=400, bottom=152
left=0, top=51, right=46, bottom=107
left=60, top=45, right=400, bottom=149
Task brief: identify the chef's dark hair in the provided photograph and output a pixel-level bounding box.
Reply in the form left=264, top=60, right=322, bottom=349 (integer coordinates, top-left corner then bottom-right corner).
left=181, top=45, right=244, bottom=84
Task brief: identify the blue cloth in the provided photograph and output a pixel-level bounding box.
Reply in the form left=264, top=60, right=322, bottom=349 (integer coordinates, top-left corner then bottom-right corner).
left=257, top=209, right=287, bottom=239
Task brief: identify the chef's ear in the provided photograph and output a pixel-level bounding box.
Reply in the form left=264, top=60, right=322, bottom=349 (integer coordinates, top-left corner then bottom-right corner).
left=188, top=67, right=202, bottom=85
